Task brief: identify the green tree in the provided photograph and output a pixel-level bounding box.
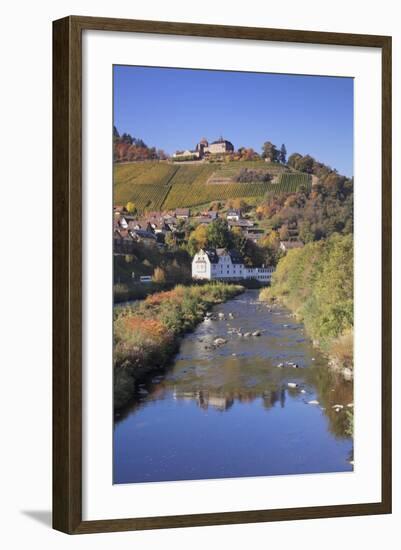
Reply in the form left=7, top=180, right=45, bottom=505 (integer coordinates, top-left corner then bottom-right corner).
left=299, top=221, right=315, bottom=244
left=262, top=141, right=279, bottom=162
left=287, top=152, right=302, bottom=169
left=279, top=144, right=287, bottom=164
left=297, top=154, right=314, bottom=173
left=206, top=219, right=232, bottom=249
left=267, top=233, right=353, bottom=345
left=164, top=232, right=176, bottom=248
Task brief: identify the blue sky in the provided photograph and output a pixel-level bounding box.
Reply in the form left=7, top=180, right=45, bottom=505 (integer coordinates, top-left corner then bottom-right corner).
left=114, top=66, right=353, bottom=177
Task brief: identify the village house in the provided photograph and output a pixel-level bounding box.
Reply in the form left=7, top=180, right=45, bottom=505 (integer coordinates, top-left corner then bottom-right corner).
left=200, top=209, right=218, bottom=220
left=226, top=209, right=242, bottom=222
left=279, top=240, right=304, bottom=252
left=175, top=208, right=190, bottom=220
left=173, top=148, right=201, bottom=160
left=113, top=225, right=158, bottom=254
left=192, top=216, right=215, bottom=226
left=113, top=228, right=135, bottom=254
left=117, top=215, right=129, bottom=229
left=244, top=228, right=265, bottom=243
left=126, top=218, right=152, bottom=232
left=192, top=248, right=275, bottom=284
left=192, top=210, right=220, bottom=225
left=114, top=205, right=127, bottom=215
left=228, top=218, right=254, bottom=230
left=132, top=229, right=158, bottom=244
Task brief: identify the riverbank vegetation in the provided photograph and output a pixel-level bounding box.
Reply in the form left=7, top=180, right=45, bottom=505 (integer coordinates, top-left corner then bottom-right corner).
left=260, top=233, right=353, bottom=369
left=114, top=282, right=244, bottom=410
left=113, top=244, right=192, bottom=302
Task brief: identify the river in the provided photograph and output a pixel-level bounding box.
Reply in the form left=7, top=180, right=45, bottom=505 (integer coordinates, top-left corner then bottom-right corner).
left=113, top=289, right=353, bottom=484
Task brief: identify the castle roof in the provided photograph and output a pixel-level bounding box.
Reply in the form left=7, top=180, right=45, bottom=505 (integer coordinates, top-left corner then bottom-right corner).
left=210, top=136, right=234, bottom=147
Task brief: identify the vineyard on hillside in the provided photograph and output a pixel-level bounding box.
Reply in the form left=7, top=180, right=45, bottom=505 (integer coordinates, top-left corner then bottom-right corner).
left=115, top=184, right=171, bottom=211
left=113, top=161, right=312, bottom=210
left=215, top=161, right=291, bottom=176
left=275, top=172, right=312, bottom=192
left=167, top=164, right=216, bottom=185
left=114, top=162, right=179, bottom=189
left=162, top=182, right=272, bottom=209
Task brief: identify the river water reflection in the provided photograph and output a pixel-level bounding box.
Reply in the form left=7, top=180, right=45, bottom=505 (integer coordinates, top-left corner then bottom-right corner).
left=114, top=290, right=353, bottom=484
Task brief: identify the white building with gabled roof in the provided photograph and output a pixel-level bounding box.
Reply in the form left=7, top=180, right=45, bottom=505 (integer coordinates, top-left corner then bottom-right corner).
left=192, top=248, right=274, bottom=284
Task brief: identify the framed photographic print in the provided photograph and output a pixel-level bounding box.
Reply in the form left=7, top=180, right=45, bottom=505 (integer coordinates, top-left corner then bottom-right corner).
left=53, top=16, right=392, bottom=534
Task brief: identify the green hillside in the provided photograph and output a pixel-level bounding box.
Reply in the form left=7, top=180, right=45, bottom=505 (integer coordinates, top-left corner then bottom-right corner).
left=162, top=182, right=271, bottom=209
left=113, top=161, right=311, bottom=211
left=275, top=172, right=312, bottom=192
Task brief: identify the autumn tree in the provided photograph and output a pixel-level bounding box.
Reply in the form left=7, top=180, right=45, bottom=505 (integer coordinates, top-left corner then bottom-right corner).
left=240, top=147, right=258, bottom=161
left=261, top=141, right=279, bottom=162
left=279, top=224, right=290, bottom=241
left=187, top=224, right=209, bottom=256
left=261, top=230, right=280, bottom=249
left=115, top=141, right=130, bottom=161
left=126, top=201, right=136, bottom=214
left=152, top=267, right=166, bottom=283
left=210, top=201, right=222, bottom=212
left=232, top=198, right=249, bottom=211
left=157, top=149, right=168, bottom=160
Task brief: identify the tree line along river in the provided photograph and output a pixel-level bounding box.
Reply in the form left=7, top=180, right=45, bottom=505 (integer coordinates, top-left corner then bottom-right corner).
left=113, top=289, right=353, bottom=484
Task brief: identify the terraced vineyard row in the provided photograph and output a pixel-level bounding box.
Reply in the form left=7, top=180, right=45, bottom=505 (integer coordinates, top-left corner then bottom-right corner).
left=168, top=164, right=216, bottom=185
left=114, top=161, right=290, bottom=187
left=275, top=172, right=312, bottom=192
left=216, top=161, right=290, bottom=176
left=113, top=161, right=313, bottom=210
left=162, top=182, right=271, bottom=209
left=114, top=162, right=178, bottom=186
left=115, top=184, right=171, bottom=211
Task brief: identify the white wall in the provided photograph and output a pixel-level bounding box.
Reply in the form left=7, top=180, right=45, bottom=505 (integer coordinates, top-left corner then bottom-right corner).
left=0, top=1, right=399, bottom=548
left=192, top=252, right=212, bottom=279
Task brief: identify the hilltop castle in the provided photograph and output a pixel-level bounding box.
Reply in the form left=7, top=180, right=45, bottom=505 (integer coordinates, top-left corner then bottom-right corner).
left=173, top=137, right=234, bottom=160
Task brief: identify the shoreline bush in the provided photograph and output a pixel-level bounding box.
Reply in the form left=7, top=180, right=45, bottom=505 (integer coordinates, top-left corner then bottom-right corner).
left=260, top=233, right=353, bottom=368
left=114, top=282, right=244, bottom=410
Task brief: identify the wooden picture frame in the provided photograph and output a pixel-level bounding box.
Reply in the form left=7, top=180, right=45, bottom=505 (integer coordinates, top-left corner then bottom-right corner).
left=53, top=15, right=392, bottom=534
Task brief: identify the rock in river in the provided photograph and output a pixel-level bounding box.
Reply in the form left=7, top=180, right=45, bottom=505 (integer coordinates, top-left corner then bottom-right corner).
left=342, top=367, right=353, bottom=380
left=252, top=330, right=261, bottom=337
left=213, top=337, right=227, bottom=346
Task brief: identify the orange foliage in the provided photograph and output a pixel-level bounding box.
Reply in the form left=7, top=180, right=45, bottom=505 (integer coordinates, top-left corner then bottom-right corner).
left=144, top=287, right=185, bottom=307
left=125, top=316, right=169, bottom=338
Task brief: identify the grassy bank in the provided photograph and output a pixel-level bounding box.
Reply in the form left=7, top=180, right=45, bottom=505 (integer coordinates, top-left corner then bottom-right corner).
left=260, top=233, right=353, bottom=371
left=114, top=282, right=244, bottom=410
